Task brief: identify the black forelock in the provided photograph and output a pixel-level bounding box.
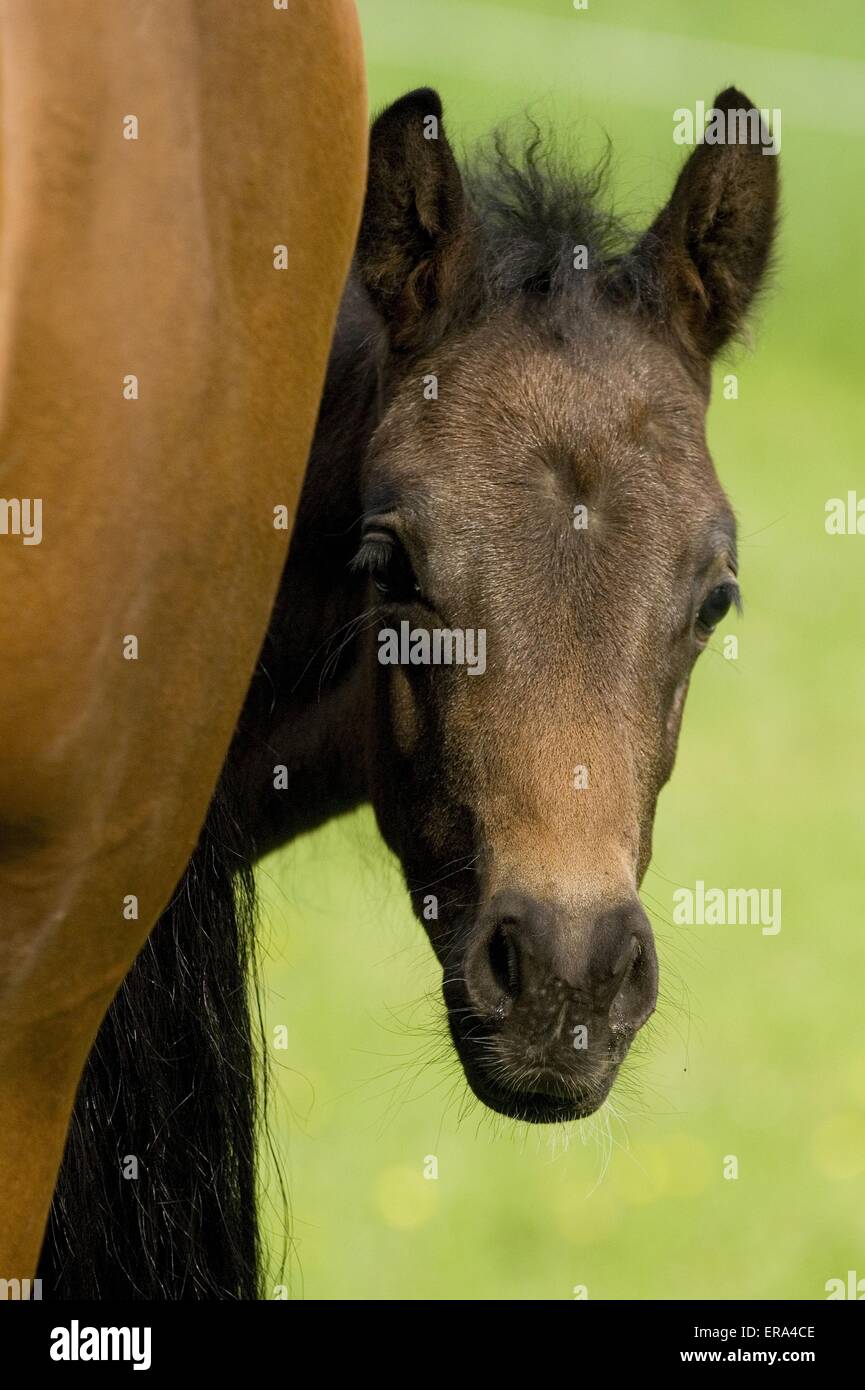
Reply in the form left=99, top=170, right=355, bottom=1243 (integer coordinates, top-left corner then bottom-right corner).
left=461, top=126, right=654, bottom=322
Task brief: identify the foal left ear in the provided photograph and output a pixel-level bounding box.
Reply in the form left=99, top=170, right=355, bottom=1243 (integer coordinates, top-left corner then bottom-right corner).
left=356, top=88, right=474, bottom=353
left=623, top=87, right=779, bottom=369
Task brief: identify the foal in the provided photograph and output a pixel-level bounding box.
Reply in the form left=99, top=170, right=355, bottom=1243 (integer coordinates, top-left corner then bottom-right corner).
left=238, top=85, right=777, bottom=1123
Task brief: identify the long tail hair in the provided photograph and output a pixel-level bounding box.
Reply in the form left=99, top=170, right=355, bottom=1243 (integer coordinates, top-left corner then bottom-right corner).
left=38, top=777, right=265, bottom=1299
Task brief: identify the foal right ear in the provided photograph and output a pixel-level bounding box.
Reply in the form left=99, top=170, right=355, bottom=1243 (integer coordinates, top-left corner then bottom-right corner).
left=356, top=88, right=474, bottom=353
left=619, top=87, right=779, bottom=373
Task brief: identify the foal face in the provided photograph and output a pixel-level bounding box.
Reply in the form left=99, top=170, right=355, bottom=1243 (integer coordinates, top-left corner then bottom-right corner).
left=359, top=313, right=738, bottom=1120
left=353, top=85, right=776, bottom=1121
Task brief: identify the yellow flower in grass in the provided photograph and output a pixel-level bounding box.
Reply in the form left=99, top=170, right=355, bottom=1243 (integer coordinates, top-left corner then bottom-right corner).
left=810, top=1113, right=865, bottom=1181
left=375, top=1165, right=438, bottom=1230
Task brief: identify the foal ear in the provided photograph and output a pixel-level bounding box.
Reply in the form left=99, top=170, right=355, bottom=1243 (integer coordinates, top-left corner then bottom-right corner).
left=626, top=88, right=778, bottom=367
left=357, top=88, right=473, bottom=352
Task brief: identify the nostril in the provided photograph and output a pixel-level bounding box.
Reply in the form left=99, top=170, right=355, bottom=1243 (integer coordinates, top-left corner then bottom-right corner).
left=613, top=933, right=640, bottom=983
left=610, top=925, right=658, bottom=1033
left=487, top=922, right=521, bottom=1000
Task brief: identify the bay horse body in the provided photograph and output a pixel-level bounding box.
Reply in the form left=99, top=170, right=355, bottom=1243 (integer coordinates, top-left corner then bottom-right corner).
left=40, top=82, right=776, bottom=1297
left=0, top=0, right=366, bottom=1290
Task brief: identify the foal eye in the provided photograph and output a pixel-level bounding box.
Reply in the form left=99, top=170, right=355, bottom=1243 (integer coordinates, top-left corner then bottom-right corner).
left=696, top=582, right=738, bottom=636
left=352, top=531, right=422, bottom=605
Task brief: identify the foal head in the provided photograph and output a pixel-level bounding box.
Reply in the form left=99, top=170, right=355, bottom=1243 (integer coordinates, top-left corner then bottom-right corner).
left=352, top=88, right=777, bottom=1122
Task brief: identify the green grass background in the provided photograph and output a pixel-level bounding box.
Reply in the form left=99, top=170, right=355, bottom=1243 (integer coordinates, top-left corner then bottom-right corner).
left=257, top=0, right=865, bottom=1299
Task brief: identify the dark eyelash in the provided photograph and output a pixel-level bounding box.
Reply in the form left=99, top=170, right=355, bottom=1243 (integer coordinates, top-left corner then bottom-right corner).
left=350, top=536, right=393, bottom=577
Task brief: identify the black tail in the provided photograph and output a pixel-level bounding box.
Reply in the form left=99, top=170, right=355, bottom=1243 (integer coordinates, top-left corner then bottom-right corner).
left=38, top=780, right=263, bottom=1299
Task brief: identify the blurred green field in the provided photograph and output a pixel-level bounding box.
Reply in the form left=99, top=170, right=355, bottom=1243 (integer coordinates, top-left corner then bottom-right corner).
left=257, top=0, right=865, bottom=1299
